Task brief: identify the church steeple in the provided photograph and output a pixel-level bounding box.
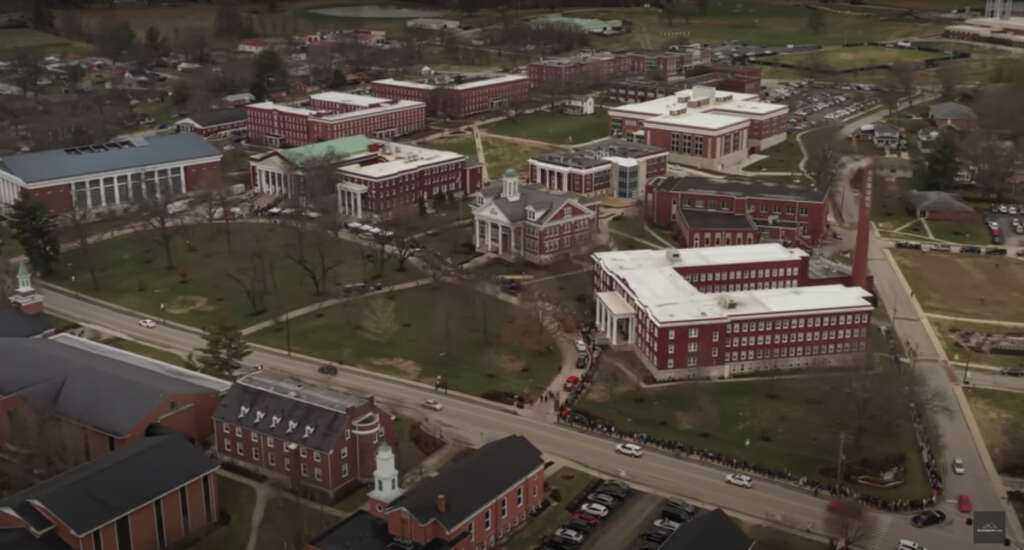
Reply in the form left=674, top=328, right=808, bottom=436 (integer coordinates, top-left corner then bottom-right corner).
left=9, top=261, right=43, bottom=316
left=367, top=442, right=403, bottom=505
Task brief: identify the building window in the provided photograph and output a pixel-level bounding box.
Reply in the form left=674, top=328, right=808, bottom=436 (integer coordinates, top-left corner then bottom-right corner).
left=313, top=451, right=321, bottom=463
left=224, top=439, right=232, bottom=452
left=237, top=443, right=244, bottom=456
left=267, top=436, right=274, bottom=448
left=300, top=448, right=308, bottom=458
left=285, top=457, right=291, bottom=472
left=484, top=509, right=492, bottom=531
left=687, top=356, right=698, bottom=367
left=342, top=463, right=349, bottom=477
left=222, top=423, right=231, bottom=434
left=667, top=358, right=674, bottom=368
left=501, top=497, right=508, bottom=518
left=251, top=432, right=258, bottom=443
left=301, top=463, right=309, bottom=477
left=268, top=453, right=276, bottom=466
left=252, top=447, right=260, bottom=461
left=688, top=327, right=698, bottom=338
left=712, top=331, right=719, bottom=342
left=315, top=467, right=323, bottom=481
left=668, top=344, right=675, bottom=354
left=688, top=342, right=698, bottom=353
left=235, top=426, right=242, bottom=437
left=516, top=487, right=524, bottom=506
left=668, top=329, right=675, bottom=340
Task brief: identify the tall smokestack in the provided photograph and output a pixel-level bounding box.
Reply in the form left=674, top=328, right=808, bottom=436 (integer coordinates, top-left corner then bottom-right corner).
left=851, top=163, right=872, bottom=290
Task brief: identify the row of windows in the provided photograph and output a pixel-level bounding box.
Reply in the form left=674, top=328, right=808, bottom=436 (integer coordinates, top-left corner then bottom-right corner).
left=669, top=133, right=706, bottom=156
left=727, top=313, right=869, bottom=333
left=222, top=439, right=350, bottom=481
left=72, top=167, right=185, bottom=209
left=729, top=327, right=867, bottom=348
left=694, top=279, right=799, bottom=292
left=686, top=266, right=799, bottom=283
left=689, top=232, right=757, bottom=248
left=729, top=341, right=866, bottom=362
left=683, top=196, right=811, bottom=216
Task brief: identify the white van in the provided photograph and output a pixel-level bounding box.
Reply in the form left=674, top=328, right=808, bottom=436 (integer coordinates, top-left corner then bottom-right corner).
left=898, top=540, right=925, bottom=550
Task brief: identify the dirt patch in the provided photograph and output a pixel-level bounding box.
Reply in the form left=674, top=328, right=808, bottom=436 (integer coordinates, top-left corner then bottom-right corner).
left=497, top=354, right=526, bottom=372
left=369, top=358, right=422, bottom=379
left=587, top=382, right=613, bottom=402
left=164, top=295, right=216, bottom=314
left=893, top=249, right=1024, bottom=322
left=673, top=410, right=704, bottom=430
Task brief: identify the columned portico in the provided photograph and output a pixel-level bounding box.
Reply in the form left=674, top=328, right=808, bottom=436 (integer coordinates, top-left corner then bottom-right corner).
left=337, top=181, right=367, bottom=218
left=595, top=291, right=636, bottom=345
left=475, top=219, right=517, bottom=256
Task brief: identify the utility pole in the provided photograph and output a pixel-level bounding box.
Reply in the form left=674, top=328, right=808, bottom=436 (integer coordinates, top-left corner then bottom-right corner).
left=836, top=432, right=846, bottom=488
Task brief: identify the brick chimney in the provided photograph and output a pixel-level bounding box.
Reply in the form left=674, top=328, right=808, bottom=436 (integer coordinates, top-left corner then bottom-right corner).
left=851, top=164, right=872, bottom=291
left=436, top=494, right=447, bottom=514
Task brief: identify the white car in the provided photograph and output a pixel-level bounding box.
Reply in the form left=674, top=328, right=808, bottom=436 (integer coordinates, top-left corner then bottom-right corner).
left=653, top=518, right=681, bottom=531
left=422, top=399, right=443, bottom=411
left=988, top=220, right=1000, bottom=230
left=952, top=457, right=965, bottom=475
left=138, top=319, right=157, bottom=328
left=553, top=527, right=584, bottom=543
left=574, top=339, right=587, bottom=353
left=579, top=502, right=608, bottom=518
left=725, top=473, right=753, bottom=488
left=615, top=443, right=643, bottom=457
left=898, top=539, right=926, bottom=550
left=999, top=204, right=1009, bottom=213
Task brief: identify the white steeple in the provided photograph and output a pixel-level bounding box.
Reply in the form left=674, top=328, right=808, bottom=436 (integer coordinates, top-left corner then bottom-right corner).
left=502, top=168, right=520, bottom=202
left=9, top=261, right=44, bottom=316
left=15, top=261, right=33, bottom=293
left=367, top=442, right=403, bottom=504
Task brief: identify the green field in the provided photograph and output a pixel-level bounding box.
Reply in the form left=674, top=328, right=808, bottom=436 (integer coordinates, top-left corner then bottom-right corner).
left=482, top=138, right=557, bottom=180
left=762, top=46, right=939, bottom=71
left=189, top=476, right=255, bottom=550
left=926, top=218, right=989, bottom=245
left=50, top=223, right=421, bottom=329
left=743, top=137, right=804, bottom=173
left=965, top=388, right=1024, bottom=473
left=579, top=372, right=931, bottom=498
left=502, top=468, right=597, bottom=550
left=251, top=283, right=562, bottom=399
left=426, top=137, right=479, bottom=162
left=0, top=28, right=89, bottom=53
left=485, top=109, right=609, bottom=145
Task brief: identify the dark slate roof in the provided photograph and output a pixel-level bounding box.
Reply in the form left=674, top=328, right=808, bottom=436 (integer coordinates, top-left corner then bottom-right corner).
left=532, top=138, right=664, bottom=169
left=0, top=338, right=218, bottom=437
left=650, top=176, right=826, bottom=203
left=929, top=101, right=976, bottom=121
left=0, top=436, right=217, bottom=536
left=213, top=371, right=371, bottom=453
left=477, top=182, right=598, bottom=224
left=309, top=511, right=465, bottom=550
left=182, top=108, right=246, bottom=127
left=660, top=508, right=752, bottom=550
left=0, top=307, right=52, bottom=337
left=386, top=435, right=543, bottom=531
left=679, top=208, right=756, bottom=230
left=0, top=529, right=70, bottom=550
left=8, top=499, right=53, bottom=532
left=0, top=133, right=220, bottom=185
left=873, top=124, right=900, bottom=137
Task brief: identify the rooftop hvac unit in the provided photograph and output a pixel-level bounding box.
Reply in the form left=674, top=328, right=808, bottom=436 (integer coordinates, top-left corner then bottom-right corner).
left=665, top=249, right=682, bottom=262
left=717, top=295, right=738, bottom=309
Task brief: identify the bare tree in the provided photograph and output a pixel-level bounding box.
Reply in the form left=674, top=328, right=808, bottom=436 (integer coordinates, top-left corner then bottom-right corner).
left=936, top=62, right=962, bottom=101
left=62, top=207, right=101, bottom=290
left=224, top=247, right=271, bottom=315
left=285, top=218, right=344, bottom=297
left=178, top=26, right=211, bottom=63
left=7, top=49, right=44, bottom=97
left=824, top=499, right=874, bottom=548
left=804, top=126, right=843, bottom=192
left=137, top=192, right=184, bottom=269
left=877, top=85, right=902, bottom=116
left=960, top=133, right=1017, bottom=200
left=891, top=63, right=917, bottom=107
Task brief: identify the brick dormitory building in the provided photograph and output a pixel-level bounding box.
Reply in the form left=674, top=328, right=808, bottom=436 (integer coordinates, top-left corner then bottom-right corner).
left=0, top=133, right=222, bottom=216
left=308, top=435, right=545, bottom=550
left=527, top=138, right=667, bottom=200
left=526, top=47, right=712, bottom=90
left=592, top=243, right=874, bottom=380
left=212, top=370, right=395, bottom=501
left=371, top=75, right=529, bottom=118
left=245, top=91, right=426, bottom=147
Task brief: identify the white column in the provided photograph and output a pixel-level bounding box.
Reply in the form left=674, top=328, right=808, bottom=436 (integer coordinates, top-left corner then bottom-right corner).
left=610, top=315, right=618, bottom=346
left=113, top=177, right=120, bottom=205
left=486, top=222, right=493, bottom=252
left=356, top=192, right=362, bottom=218
left=498, top=225, right=504, bottom=255
left=474, top=219, right=480, bottom=249
left=594, top=300, right=602, bottom=328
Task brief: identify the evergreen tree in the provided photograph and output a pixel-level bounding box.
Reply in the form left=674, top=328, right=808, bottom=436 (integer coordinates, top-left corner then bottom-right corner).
left=9, top=193, right=59, bottom=276
left=32, top=0, right=54, bottom=31
left=197, top=324, right=252, bottom=379
left=251, top=50, right=286, bottom=93
left=923, top=133, right=959, bottom=191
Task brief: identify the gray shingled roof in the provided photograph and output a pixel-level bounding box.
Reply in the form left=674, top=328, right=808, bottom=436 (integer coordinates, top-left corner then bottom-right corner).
left=661, top=508, right=752, bottom=550
left=478, top=181, right=598, bottom=224
left=0, top=308, right=52, bottom=337
left=309, top=511, right=463, bottom=550
left=386, top=435, right=543, bottom=531
left=0, top=529, right=70, bottom=550
left=0, top=133, right=220, bottom=185
left=0, top=436, right=217, bottom=536
left=0, top=338, right=219, bottom=437
left=650, top=176, right=825, bottom=202
left=679, top=208, right=756, bottom=230
left=929, top=102, right=976, bottom=121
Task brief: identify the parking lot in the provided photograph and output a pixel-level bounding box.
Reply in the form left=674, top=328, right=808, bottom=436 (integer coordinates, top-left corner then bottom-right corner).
left=764, top=81, right=879, bottom=134
left=985, top=204, right=1024, bottom=247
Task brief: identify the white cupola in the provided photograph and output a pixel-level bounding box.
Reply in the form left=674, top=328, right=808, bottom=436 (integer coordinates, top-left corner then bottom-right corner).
left=367, top=442, right=403, bottom=504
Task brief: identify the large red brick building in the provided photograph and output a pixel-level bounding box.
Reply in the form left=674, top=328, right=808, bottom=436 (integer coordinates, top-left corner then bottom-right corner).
left=371, top=75, right=529, bottom=118
left=645, top=175, right=830, bottom=247
left=212, top=370, right=395, bottom=502
left=0, top=335, right=226, bottom=469
left=471, top=170, right=600, bottom=265
left=608, top=86, right=787, bottom=170
left=606, top=66, right=762, bottom=104
left=592, top=243, right=874, bottom=380
left=527, top=47, right=712, bottom=91
left=308, top=435, right=545, bottom=550
left=0, top=134, right=221, bottom=215
left=527, top=138, right=667, bottom=200
left=0, top=435, right=219, bottom=550
left=245, top=91, right=426, bottom=147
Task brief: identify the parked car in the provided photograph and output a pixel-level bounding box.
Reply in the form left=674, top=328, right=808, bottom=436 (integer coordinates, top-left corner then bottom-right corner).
left=958, top=494, right=972, bottom=513
left=641, top=526, right=674, bottom=543
left=911, top=509, right=946, bottom=527
left=138, top=318, right=157, bottom=328
left=317, top=364, right=338, bottom=375
left=565, top=518, right=592, bottom=533
left=985, top=247, right=1007, bottom=255
left=988, top=220, right=1000, bottom=230
left=553, top=527, right=584, bottom=544
left=899, top=540, right=927, bottom=550
left=422, top=399, right=443, bottom=411
left=653, top=518, right=681, bottom=531
left=661, top=507, right=688, bottom=523
left=571, top=512, right=599, bottom=526
left=615, top=443, right=643, bottom=457
left=664, top=498, right=697, bottom=516
left=896, top=241, right=922, bottom=249
left=597, top=483, right=629, bottom=499
left=1001, top=367, right=1024, bottom=377
left=579, top=502, right=608, bottom=518
left=952, top=457, right=966, bottom=475
left=991, top=235, right=1003, bottom=245
left=960, top=246, right=982, bottom=254
left=725, top=473, right=753, bottom=488
left=929, top=244, right=951, bottom=253
left=574, top=339, right=588, bottom=353
left=603, top=479, right=630, bottom=491
left=576, top=356, right=588, bottom=369
left=586, top=493, right=617, bottom=507
left=563, top=375, right=581, bottom=392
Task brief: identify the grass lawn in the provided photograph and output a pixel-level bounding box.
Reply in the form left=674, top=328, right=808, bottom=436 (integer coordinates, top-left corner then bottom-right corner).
left=189, top=476, right=255, bottom=550
left=49, top=223, right=421, bottom=330
left=251, top=283, right=562, bottom=399
left=417, top=223, right=478, bottom=264
left=425, top=137, right=479, bottom=162
left=133, top=102, right=176, bottom=127
left=931, top=319, right=1024, bottom=370
left=762, top=46, right=938, bottom=71
left=578, top=373, right=931, bottom=499
left=609, top=215, right=672, bottom=248
left=743, top=523, right=830, bottom=550
left=333, top=486, right=369, bottom=514
left=484, top=109, right=609, bottom=145
left=254, top=497, right=339, bottom=550
left=743, top=137, right=803, bottom=173
left=965, top=388, right=1024, bottom=473
left=101, top=337, right=189, bottom=367
left=502, top=468, right=597, bottom=550
left=528, top=271, right=595, bottom=322
left=0, top=28, right=90, bottom=53
left=892, top=249, right=1024, bottom=322
left=926, top=219, right=990, bottom=245
left=482, top=138, right=557, bottom=180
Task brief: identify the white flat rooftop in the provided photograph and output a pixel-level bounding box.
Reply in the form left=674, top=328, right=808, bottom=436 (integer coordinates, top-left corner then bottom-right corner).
left=247, top=101, right=317, bottom=116
left=339, top=141, right=463, bottom=179
left=649, top=111, right=749, bottom=130
left=710, top=101, right=787, bottom=116
left=310, top=91, right=388, bottom=107
left=311, top=99, right=424, bottom=122
left=594, top=245, right=871, bottom=324
left=609, top=88, right=780, bottom=119
left=449, top=74, right=528, bottom=90
left=373, top=78, right=437, bottom=90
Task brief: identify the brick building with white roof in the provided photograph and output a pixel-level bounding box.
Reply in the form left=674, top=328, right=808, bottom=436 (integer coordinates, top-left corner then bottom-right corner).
left=527, top=138, right=667, bottom=200
left=592, top=243, right=873, bottom=380
left=371, top=75, right=529, bottom=118
left=608, top=86, right=788, bottom=170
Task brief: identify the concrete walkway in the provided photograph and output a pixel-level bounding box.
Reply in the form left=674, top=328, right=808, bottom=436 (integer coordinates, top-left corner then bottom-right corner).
left=644, top=225, right=675, bottom=248
left=478, top=130, right=572, bottom=151
left=472, top=126, right=488, bottom=180
left=240, top=278, right=433, bottom=335
left=609, top=228, right=663, bottom=249
left=925, top=313, right=1024, bottom=329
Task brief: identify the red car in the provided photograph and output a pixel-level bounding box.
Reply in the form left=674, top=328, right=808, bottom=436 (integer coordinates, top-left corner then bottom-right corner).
left=572, top=511, right=599, bottom=526
left=563, top=375, right=580, bottom=392
left=958, top=494, right=972, bottom=513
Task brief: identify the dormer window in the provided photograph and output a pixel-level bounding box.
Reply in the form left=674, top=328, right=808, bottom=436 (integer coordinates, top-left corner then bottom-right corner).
left=303, top=425, right=315, bottom=439
left=254, top=411, right=265, bottom=424
left=238, top=405, right=250, bottom=419
left=286, top=420, right=298, bottom=434
left=270, top=415, right=281, bottom=429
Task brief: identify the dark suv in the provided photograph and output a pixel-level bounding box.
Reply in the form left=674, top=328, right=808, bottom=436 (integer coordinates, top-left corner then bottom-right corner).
left=1001, top=367, right=1024, bottom=377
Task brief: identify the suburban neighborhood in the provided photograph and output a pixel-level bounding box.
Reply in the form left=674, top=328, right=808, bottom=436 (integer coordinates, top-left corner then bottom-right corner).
left=1, top=0, right=1024, bottom=549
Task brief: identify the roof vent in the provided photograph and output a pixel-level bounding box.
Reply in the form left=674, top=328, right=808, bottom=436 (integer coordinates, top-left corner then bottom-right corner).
left=270, top=415, right=282, bottom=429
left=303, top=425, right=315, bottom=439
left=286, top=420, right=298, bottom=434
left=238, top=405, right=250, bottom=419
left=254, top=411, right=265, bottom=424
left=665, top=249, right=682, bottom=262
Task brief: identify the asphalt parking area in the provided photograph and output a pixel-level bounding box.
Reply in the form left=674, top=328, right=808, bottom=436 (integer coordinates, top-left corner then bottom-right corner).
left=580, top=493, right=661, bottom=550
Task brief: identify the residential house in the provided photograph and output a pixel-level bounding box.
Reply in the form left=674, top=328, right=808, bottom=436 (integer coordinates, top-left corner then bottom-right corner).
left=929, top=101, right=978, bottom=132
left=563, top=95, right=595, bottom=116
left=872, top=124, right=901, bottom=148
